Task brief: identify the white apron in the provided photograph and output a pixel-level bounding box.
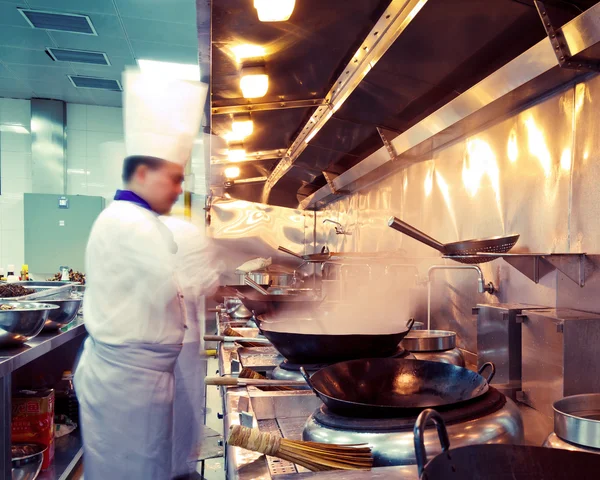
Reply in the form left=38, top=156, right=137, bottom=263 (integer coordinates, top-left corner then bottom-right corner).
left=75, top=200, right=186, bottom=480
left=76, top=340, right=182, bottom=480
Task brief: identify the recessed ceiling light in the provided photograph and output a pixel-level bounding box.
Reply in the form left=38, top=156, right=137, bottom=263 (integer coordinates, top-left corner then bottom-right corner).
left=68, top=75, right=122, bottom=91
left=240, top=65, right=269, bottom=99
left=254, top=0, right=295, bottom=22
left=137, top=59, right=201, bottom=81
left=232, top=113, right=253, bottom=138
left=224, top=166, right=241, bottom=179
left=231, top=44, right=265, bottom=63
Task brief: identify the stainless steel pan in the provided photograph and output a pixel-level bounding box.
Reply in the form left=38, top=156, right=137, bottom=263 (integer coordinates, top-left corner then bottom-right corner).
left=278, top=245, right=332, bottom=262
left=387, top=217, right=519, bottom=264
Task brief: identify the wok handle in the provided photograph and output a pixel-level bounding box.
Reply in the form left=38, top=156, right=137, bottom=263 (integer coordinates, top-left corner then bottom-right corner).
left=478, top=362, right=496, bottom=383
left=406, top=318, right=415, bottom=332
left=278, top=246, right=304, bottom=260
left=203, top=335, right=271, bottom=344
left=387, top=217, right=446, bottom=254
left=299, top=367, right=318, bottom=395
left=244, top=275, right=270, bottom=295
left=413, top=409, right=451, bottom=477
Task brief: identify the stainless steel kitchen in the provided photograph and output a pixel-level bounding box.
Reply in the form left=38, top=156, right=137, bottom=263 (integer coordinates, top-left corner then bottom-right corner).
left=3, top=0, right=600, bottom=479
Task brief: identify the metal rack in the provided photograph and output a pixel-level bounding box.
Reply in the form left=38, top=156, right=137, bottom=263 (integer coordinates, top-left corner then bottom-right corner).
left=0, top=320, right=87, bottom=479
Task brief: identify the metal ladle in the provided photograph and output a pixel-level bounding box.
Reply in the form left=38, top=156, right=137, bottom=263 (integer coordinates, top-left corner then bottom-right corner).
left=243, top=275, right=270, bottom=295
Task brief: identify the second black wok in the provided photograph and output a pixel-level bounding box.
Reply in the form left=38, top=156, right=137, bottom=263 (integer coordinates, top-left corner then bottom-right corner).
left=303, top=358, right=495, bottom=417
left=258, top=317, right=414, bottom=364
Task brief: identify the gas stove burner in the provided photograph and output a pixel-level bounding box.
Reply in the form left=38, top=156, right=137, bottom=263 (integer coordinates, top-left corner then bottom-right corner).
left=303, top=387, right=524, bottom=467
left=312, top=387, right=506, bottom=431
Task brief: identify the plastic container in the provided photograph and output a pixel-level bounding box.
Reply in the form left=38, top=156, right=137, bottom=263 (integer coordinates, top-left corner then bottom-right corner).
left=54, top=371, right=79, bottom=425
left=6, top=265, right=17, bottom=283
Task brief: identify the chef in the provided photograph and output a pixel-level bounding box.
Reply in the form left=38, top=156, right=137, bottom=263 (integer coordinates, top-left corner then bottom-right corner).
left=74, top=68, right=207, bottom=479
left=161, top=215, right=219, bottom=478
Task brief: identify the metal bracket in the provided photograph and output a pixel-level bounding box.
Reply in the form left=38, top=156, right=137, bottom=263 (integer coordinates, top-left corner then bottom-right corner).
left=211, top=98, right=328, bottom=115
left=239, top=411, right=254, bottom=428
left=377, top=126, right=399, bottom=160
left=515, top=314, right=527, bottom=324
left=534, top=0, right=600, bottom=71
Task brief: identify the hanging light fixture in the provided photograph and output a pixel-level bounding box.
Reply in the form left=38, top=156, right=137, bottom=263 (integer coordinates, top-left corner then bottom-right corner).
left=254, top=0, right=295, bottom=22
left=232, top=113, right=253, bottom=138
left=240, top=64, right=269, bottom=99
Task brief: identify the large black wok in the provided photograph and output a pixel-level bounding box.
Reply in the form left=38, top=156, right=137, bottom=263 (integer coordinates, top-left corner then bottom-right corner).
left=302, top=358, right=495, bottom=417
left=415, top=409, right=600, bottom=479
left=258, top=317, right=414, bottom=364
left=237, top=290, right=324, bottom=316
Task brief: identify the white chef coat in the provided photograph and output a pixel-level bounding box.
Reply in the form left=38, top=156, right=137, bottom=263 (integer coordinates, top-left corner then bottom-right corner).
left=75, top=200, right=186, bottom=480
left=161, top=216, right=219, bottom=478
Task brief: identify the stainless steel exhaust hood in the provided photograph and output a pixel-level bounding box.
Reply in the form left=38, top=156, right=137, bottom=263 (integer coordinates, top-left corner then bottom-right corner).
left=301, top=1, right=600, bottom=210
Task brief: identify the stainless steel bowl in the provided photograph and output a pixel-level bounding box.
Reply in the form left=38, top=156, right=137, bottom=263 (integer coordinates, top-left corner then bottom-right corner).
left=42, top=297, right=83, bottom=330
left=11, top=443, right=46, bottom=480
left=401, top=329, right=457, bottom=352
left=0, top=302, right=59, bottom=347
left=553, top=393, right=600, bottom=449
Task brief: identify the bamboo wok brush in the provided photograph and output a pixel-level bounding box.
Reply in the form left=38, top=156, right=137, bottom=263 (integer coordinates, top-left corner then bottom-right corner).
left=223, top=326, right=267, bottom=348
left=239, top=367, right=293, bottom=391
left=228, top=425, right=373, bottom=472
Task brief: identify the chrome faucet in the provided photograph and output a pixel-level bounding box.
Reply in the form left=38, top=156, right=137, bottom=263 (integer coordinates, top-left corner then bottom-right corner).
left=323, top=219, right=351, bottom=235
left=426, top=265, right=495, bottom=294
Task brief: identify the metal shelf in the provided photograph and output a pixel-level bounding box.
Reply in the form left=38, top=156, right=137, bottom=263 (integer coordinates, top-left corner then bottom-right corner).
left=38, top=428, right=83, bottom=480
left=444, top=253, right=590, bottom=287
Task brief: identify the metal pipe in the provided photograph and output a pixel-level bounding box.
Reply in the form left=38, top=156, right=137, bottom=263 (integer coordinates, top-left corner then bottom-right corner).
left=426, top=265, right=495, bottom=330
left=323, top=219, right=351, bottom=235
left=428, top=265, right=495, bottom=294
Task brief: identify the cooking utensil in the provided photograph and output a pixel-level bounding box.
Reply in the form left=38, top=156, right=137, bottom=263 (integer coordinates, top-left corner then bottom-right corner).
left=401, top=330, right=456, bottom=352
left=236, top=290, right=324, bottom=316
left=302, top=359, right=495, bottom=417
left=259, top=317, right=414, bottom=365
left=228, top=425, right=373, bottom=472
left=414, top=409, right=600, bottom=479
left=239, top=367, right=294, bottom=391
left=243, top=275, right=270, bottom=295
left=11, top=443, right=46, bottom=480
left=223, top=297, right=253, bottom=319
left=203, top=335, right=271, bottom=345
left=235, top=265, right=299, bottom=288
left=42, top=297, right=82, bottom=330
left=278, top=245, right=332, bottom=263
left=553, top=394, right=600, bottom=450
left=222, top=326, right=267, bottom=348
left=387, top=217, right=519, bottom=264
left=0, top=302, right=59, bottom=347
left=204, top=376, right=306, bottom=387
left=213, top=285, right=269, bottom=304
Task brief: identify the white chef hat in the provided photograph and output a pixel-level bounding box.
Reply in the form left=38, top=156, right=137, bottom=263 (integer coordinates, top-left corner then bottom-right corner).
left=123, top=68, right=207, bottom=167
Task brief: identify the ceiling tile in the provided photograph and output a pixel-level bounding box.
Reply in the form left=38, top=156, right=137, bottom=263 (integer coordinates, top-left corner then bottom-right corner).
left=130, top=40, right=198, bottom=64
left=86, top=89, right=122, bottom=107
left=115, top=0, right=197, bottom=26
left=51, top=31, right=131, bottom=57
left=0, top=25, right=52, bottom=49
left=120, top=16, right=198, bottom=46
left=26, top=0, right=117, bottom=15
left=0, top=2, right=30, bottom=27
left=70, top=55, right=136, bottom=77
left=28, top=78, right=77, bottom=97
left=9, top=64, right=73, bottom=82
left=0, top=46, right=55, bottom=66
left=0, top=63, right=15, bottom=78
left=0, top=76, right=33, bottom=94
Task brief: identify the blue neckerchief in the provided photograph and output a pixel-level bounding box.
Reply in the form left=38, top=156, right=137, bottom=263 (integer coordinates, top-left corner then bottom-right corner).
left=114, top=190, right=154, bottom=212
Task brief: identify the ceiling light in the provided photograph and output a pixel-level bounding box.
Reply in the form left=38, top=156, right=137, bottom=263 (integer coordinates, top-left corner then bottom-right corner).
left=232, top=113, right=253, bottom=138
left=227, top=142, right=247, bottom=162
left=254, top=0, right=295, bottom=22
left=0, top=124, right=29, bottom=134
left=224, top=166, right=241, bottom=179
left=231, top=44, right=266, bottom=63
left=223, top=131, right=247, bottom=143
left=137, top=59, right=200, bottom=81
left=240, top=65, right=269, bottom=99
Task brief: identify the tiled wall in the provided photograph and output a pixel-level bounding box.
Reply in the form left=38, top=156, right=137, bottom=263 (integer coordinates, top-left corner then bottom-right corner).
left=0, top=98, right=207, bottom=272
left=0, top=98, right=31, bottom=270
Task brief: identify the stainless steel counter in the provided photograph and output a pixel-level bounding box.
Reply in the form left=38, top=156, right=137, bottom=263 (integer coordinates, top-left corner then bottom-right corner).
left=215, top=314, right=554, bottom=479
left=1, top=319, right=87, bottom=480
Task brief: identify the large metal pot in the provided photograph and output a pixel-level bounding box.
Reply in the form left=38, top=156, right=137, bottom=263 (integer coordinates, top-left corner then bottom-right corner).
left=0, top=302, right=59, bottom=347
left=235, top=264, right=299, bottom=288
left=401, top=330, right=465, bottom=366
left=543, top=394, right=600, bottom=453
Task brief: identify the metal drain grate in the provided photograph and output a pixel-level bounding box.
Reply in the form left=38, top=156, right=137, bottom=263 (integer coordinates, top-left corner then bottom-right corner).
left=258, top=419, right=298, bottom=476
